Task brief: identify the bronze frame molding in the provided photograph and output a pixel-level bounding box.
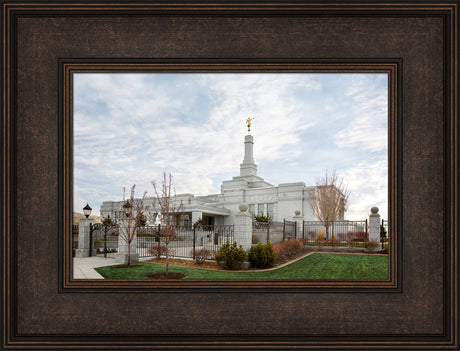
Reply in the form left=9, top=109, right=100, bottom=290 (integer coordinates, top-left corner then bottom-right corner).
left=2, top=1, right=458, bottom=350
left=61, top=60, right=399, bottom=292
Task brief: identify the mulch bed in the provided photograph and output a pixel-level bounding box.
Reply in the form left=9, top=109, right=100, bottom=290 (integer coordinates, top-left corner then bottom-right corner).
left=145, top=246, right=387, bottom=275
left=147, top=248, right=315, bottom=272
left=147, top=258, right=220, bottom=270
left=273, top=247, right=315, bottom=266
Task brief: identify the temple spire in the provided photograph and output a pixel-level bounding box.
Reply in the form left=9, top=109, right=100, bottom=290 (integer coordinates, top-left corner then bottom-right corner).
left=240, top=118, right=257, bottom=177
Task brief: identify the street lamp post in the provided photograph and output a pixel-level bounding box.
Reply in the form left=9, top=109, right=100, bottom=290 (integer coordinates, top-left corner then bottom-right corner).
left=83, top=203, right=92, bottom=218
left=83, top=204, right=93, bottom=257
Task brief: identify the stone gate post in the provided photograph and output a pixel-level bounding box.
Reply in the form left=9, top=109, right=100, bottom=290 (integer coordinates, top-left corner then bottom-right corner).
left=293, top=210, right=303, bottom=239
left=368, top=207, right=381, bottom=252
left=116, top=221, right=139, bottom=264
left=75, top=218, right=94, bottom=257
left=234, top=203, right=252, bottom=251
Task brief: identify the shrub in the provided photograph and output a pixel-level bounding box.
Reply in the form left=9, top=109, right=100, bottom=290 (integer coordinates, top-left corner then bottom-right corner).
left=215, top=241, right=248, bottom=270
left=272, top=239, right=303, bottom=258
left=249, top=241, right=276, bottom=268
left=298, top=237, right=309, bottom=245
left=252, top=235, right=260, bottom=244
left=148, top=245, right=168, bottom=259
left=347, top=231, right=368, bottom=241
left=317, top=231, right=325, bottom=241
left=254, top=214, right=271, bottom=223
left=286, top=238, right=303, bottom=252
left=190, top=248, right=215, bottom=265
left=272, top=242, right=285, bottom=257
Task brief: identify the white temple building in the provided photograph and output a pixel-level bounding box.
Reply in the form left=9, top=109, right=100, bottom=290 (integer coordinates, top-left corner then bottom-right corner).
left=100, top=131, right=344, bottom=227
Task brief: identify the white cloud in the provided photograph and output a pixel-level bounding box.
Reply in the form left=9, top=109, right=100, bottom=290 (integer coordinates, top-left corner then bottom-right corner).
left=334, top=74, right=388, bottom=152
left=341, top=158, right=388, bottom=219
left=73, top=73, right=388, bottom=217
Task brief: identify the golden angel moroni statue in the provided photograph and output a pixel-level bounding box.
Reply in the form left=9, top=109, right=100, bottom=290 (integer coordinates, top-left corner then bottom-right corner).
left=246, top=117, right=253, bottom=132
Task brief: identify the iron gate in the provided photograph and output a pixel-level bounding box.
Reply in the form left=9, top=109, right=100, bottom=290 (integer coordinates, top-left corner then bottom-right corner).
left=136, top=225, right=234, bottom=259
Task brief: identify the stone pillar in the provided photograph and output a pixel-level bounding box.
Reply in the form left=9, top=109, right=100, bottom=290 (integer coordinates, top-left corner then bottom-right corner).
left=293, top=210, right=303, bottom=238
left=368, top=207, right=381, bottom=252
left=116, top=221, right=139, bottom=264
left=233, top=203, right=252, bottom=251
left=75, top=218, right=94, bottom=257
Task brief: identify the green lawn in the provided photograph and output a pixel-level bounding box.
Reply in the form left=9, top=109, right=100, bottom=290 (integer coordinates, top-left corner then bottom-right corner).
left=95, top=253, right=388, bottom=280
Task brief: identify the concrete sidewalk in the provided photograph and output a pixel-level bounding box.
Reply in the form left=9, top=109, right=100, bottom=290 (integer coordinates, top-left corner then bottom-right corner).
left=73, top=255, right=152, bottom=279
left=73, top=256, right=118, bottom=279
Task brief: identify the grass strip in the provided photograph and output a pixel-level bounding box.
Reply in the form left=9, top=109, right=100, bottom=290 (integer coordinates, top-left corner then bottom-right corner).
left=95, top=253, right=388, bottom=280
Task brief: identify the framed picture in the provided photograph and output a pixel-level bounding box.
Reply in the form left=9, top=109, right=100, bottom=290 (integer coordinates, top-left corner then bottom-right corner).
left=2, top=1, right=457, bottom=349
left=69, top=67, right=394, bottom=285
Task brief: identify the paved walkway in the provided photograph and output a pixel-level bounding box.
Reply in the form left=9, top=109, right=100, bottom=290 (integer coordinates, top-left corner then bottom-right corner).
left=73, top=255, right=152, bottom=279
left=73, top=256, right=117, bottom=279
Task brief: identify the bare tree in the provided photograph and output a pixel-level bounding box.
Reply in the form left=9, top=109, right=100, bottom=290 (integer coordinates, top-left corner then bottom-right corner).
left=119, top=185, right=146, bottom=266
left=151, top=172, right=184, bottom=277
left=309, top=170, right=350, bottom=240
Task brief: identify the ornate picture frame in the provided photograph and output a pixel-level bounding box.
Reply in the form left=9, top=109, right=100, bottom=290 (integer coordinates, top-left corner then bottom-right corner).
left=2, top=1, right=457, bottom=349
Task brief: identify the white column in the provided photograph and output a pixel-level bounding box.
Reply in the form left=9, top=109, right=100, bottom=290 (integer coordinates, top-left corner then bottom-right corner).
left=368, top=207, right=381, bottom=252
left=75, top=218, right=94, bottom=257
left=116, top=221, right=139, bottom=263
left=233, top=203, right=252, bottom=251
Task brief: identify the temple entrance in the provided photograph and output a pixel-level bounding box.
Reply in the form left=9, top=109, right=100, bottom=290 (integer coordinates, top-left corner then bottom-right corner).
left=202, top=215, right=215, bottom=226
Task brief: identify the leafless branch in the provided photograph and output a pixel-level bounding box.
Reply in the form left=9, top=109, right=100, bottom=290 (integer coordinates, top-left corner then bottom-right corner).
left=309, top=170, right=350, bottom=239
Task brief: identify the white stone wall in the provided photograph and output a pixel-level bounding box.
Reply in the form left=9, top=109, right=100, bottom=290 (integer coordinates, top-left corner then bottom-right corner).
left=100, top=170, right=321, bottom=228
left=101, top=182, right=317, bottom=227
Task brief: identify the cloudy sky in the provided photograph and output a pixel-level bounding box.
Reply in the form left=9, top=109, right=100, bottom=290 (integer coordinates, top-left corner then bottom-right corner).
left=73, top=73, right=388, bottom=219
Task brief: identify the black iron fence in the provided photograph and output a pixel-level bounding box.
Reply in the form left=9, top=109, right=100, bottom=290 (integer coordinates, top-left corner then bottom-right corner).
left=381, top=219, right=389, bottom=238
left=76, top=218, right=388, bottom=258
left=283, top=220, right=297, bottom=240
left=302, top=220, right=368, bottom=241
left=93, top=223, right=119, bottom=257
left=380, top=219, right=389, bottom=249
left=136, top=225, right=234, bottom=259
left=252, top=219, right=298, bottom=244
